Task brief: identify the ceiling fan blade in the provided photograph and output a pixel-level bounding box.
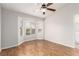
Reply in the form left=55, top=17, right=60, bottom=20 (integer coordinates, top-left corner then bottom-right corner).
left=47, top=3, right=53, bottom=7
left=47, top=8, right=56, bottom=11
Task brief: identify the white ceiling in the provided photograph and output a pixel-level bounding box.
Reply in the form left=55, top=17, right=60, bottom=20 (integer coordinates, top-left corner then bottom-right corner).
left=1, top=3, right=67, bottom=18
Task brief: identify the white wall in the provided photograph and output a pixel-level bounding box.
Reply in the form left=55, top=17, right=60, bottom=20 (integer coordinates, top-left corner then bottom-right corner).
left=45, top=4, right=79, bottom=48
left=0, top=5, right=1, bottom=50
left=74, top=14, right=79, bottom=43
left=1, top=8, right=43, bottom=49
left=1, top=8, right=18, bottom=49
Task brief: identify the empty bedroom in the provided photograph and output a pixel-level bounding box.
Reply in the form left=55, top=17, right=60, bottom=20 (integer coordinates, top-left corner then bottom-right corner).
left=0, top=3, right=79, bottom=56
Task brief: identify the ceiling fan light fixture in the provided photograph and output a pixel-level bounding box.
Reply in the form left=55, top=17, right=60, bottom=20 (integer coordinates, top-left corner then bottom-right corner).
left=43, top=12, right=45, bottom=15
left=42, top=8, right=46, bottom=12
left=41, top=8, right=46, bottom=15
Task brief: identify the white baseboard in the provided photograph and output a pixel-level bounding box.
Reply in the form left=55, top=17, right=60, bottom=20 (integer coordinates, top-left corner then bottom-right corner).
left=2, top=39, right=36, bottom=49
left=2, top=39, right=44, bottom=49
left=18, top=39, right=36, bottom=46
left=1, top=44, right=17, bottom=49
left=45, top=39, right=75, bottom=48
left=18, top=40, right=25, bottom=46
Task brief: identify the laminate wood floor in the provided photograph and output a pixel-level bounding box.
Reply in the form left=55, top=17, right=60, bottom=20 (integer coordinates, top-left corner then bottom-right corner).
left=0, top=40, right=79, bottom=56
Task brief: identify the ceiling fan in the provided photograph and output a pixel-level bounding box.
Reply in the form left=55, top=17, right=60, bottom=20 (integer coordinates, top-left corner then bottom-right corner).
left=41, top=3, right=56, bottom=15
